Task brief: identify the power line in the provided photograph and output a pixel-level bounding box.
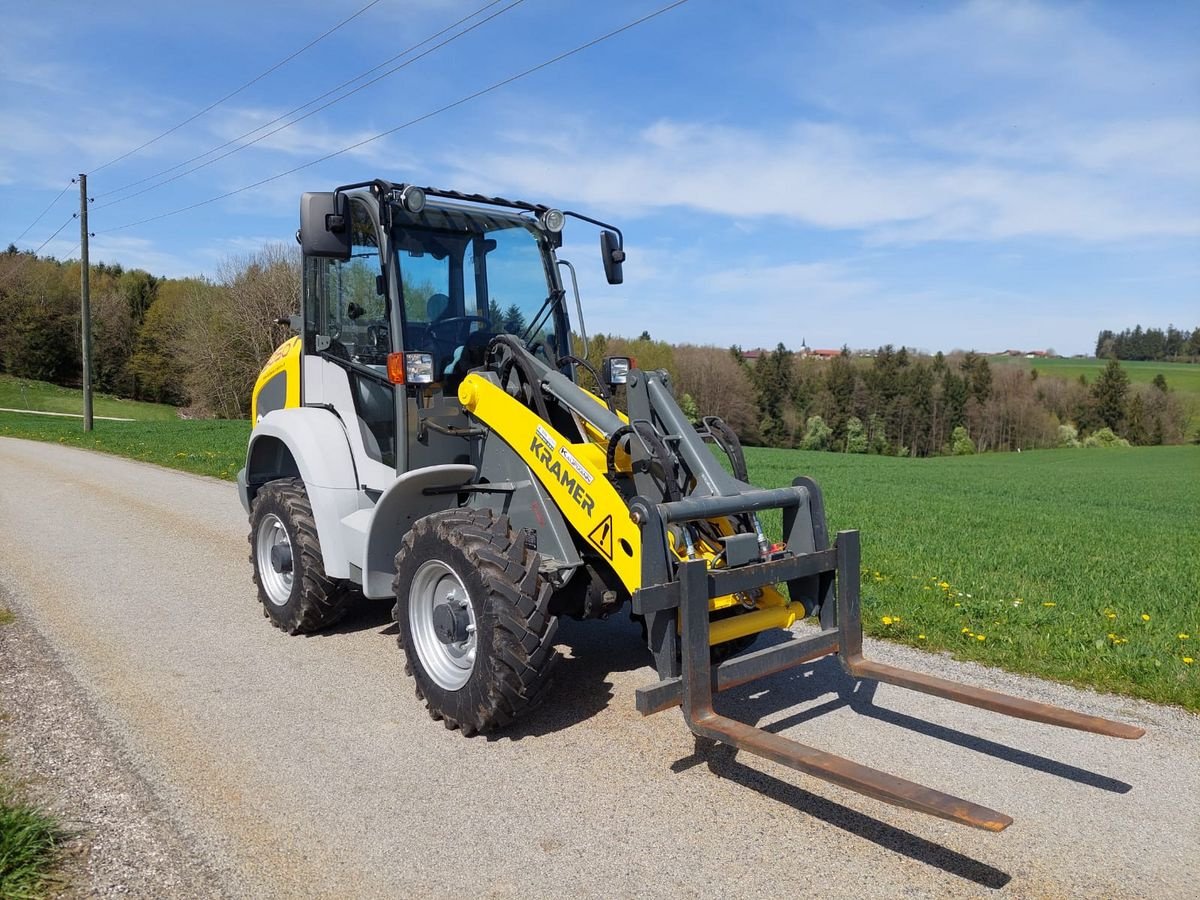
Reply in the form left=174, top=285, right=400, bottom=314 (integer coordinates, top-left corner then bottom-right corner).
left=93, top=0, right=524, bottom=211
left=10, top=179, right=76, bottom=245
left=33, top=214, right=78, bottom=255
left=96, top=0, right=512, bottom=201
left=89, top=0, right=387, bottom=175
left=98, top=0, right=692, bottom=236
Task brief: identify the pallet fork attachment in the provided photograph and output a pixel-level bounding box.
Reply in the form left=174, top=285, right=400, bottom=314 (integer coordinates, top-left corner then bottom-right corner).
left=633, top=484, right=1143, bottom=833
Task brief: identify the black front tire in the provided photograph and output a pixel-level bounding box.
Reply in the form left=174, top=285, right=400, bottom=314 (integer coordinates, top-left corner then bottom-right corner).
left=249, top=478, right=353, bottom=634
left=393, top=508, right=559, bottom=736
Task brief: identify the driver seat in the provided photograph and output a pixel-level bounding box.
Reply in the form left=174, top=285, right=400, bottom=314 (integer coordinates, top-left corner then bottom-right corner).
left=424, top=293, right=454, bottom=377
left=426, top=293, right=450, bottom=322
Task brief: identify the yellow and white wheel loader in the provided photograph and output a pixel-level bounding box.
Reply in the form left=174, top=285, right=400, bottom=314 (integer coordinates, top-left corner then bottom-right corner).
left=239, top=180, right=1141, bottom=831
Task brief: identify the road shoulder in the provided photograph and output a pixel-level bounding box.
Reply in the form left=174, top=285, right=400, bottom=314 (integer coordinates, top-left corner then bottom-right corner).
left=0, top=588, right=229, bottom=899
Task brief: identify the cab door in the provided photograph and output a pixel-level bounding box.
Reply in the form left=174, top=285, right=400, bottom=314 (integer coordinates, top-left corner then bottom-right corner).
left=301, top=197, right=400, bottom=490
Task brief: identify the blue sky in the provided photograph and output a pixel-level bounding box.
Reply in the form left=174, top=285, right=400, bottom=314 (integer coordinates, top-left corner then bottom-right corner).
left=1, top=0, right=1196, bottom=356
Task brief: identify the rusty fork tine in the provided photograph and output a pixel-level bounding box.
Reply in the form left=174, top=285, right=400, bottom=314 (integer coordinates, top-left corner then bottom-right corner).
left=678, top=559, right=1013, bottom=832
left=845, top=657, right=1145, bottom=740
left=689, top=709, right=1013, bottom=832
left=833, top=531, right=1144, bottom=741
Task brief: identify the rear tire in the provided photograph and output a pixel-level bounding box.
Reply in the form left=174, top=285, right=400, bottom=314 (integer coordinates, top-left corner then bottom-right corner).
left=393, top=508, right=559, bottom=736
left=249, top=478, right=353, bottom=634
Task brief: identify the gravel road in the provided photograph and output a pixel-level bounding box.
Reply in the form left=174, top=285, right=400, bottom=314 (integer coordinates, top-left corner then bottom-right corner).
left=1, top=436, right=1196, bottom=899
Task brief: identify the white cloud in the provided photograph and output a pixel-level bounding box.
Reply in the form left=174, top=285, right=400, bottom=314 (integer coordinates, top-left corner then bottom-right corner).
left=458, top=117, right=1199, bottom=244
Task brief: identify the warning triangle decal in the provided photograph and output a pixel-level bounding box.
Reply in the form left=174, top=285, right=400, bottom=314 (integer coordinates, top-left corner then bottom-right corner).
left=588, top=514, right=614, bottom=561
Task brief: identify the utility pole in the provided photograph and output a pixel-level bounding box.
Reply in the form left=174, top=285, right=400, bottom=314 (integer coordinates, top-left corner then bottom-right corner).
left=79, top=173, right=93, bottom=432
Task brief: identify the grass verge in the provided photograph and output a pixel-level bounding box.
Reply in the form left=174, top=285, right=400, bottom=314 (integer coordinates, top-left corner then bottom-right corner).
left=0, top=792, right=64, bottom=900
left=0, top=413, right=249, bottom=480
left=0, top=610, right=67, bottom=899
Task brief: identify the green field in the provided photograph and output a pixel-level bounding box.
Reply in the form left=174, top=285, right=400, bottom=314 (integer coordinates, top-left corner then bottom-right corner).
left=2, top=399, right=1198, bottom=710
left=746, top=445, right=1200, bottom=710
left=988, top=355, right=1200, bottom=393
left=0, top=374, right=179, bottom=422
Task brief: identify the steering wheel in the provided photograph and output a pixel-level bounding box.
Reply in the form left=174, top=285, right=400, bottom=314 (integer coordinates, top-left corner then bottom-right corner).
left=428, top=315, right=490, bottom=344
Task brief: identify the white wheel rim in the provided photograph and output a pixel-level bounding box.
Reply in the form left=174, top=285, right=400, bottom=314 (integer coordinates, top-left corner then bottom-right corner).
left=409, top=560, right=477, bottom=691
left=255, top=514, right=294, bottom=606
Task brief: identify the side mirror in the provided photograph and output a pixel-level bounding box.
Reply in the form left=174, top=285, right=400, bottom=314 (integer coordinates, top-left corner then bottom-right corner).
left=600, top=230, right=625, bottom=285
left=300, top=192, right=351, bottom=260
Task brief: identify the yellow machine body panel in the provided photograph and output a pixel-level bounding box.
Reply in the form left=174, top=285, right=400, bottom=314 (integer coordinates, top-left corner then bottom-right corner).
left=459, top=374, right=642, bottom=592
left=251, top=337, right=302, bottom=423
left=458, top=373, right=800, bottom=643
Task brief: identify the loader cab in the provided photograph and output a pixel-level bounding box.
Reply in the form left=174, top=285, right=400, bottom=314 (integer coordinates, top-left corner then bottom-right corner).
left=298, top=184, right=572, bottom=484
left=389, top=200, right=569, bottom=387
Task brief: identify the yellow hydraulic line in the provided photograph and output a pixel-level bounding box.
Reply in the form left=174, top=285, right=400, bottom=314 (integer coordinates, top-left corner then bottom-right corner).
left=708, top=602, right=803, bottom=646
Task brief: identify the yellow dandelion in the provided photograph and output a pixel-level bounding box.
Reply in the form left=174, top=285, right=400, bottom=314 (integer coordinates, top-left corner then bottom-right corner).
left=1183, top=657, right=1194, bottom=664
left=1179, top=633, right=1190, bottom=640
left=1106, top=612, right=1117, bottom=619
left=939, top=581, right=950, bottom=589
left=881, top=616, right=893, bottom=626
left=1043, top=601, right=1056, bottom=607
left=954, top=602, right=962, bottom=607
left=918, top=634, right=926, bottom=640
left=976, top=634, right=986, bottom=641
left=1141, top=614, right=1151, bottom=621
left=961, top=627, right=970, bottom=634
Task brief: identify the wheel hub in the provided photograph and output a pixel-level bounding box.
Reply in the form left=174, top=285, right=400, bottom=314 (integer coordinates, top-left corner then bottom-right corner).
left=432, top=600, right=472, bottom=645
left=270, top=543, right=293, bottom=574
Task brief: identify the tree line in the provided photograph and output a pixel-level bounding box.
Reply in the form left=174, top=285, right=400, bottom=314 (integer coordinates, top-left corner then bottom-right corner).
left=0, top=243, right=296, bottom=418
left=1095, top=324, right=1200, bottom=362
left=0, top=245, right=1192, bottom=452
left=580, top=337, right=1191, bottom=454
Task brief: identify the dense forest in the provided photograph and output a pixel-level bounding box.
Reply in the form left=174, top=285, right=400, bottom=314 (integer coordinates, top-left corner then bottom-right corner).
left=1095, top=325, right=1200, bottom=362
left=0, top=245, right=1193, bottom=453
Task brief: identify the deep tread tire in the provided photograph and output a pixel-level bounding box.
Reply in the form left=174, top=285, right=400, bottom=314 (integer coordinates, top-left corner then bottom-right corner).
left=393, top=508, right=559, bottom=736
left=248, top=478, right=353, bottom=634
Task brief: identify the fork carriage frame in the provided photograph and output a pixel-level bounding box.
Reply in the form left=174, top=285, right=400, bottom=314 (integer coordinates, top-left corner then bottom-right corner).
left=630, top=479, right=1143, bottom=832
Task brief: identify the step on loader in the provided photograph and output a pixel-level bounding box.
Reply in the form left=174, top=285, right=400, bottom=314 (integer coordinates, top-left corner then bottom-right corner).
left=239, top=180, right=1142, bottom=833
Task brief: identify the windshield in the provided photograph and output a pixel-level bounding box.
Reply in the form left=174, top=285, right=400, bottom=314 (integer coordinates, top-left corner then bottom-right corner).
left=392, top=203, right=567, bottom=373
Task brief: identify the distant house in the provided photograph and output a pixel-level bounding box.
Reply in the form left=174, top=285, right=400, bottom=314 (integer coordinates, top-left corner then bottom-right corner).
left=809, top=348, right=842, bottom=359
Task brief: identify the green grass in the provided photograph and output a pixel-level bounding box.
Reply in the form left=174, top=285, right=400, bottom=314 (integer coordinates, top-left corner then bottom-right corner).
left=0, top=612, right=66, bottom=899
left=988, top=355, right=1200, bottom=393
left=0, top=791, right=63, bottom=899
left=745, top=445, right=1200, bottom=710
left=0, top=413, right=249, bottom=480
left=0, top=374, right=179, bottom=422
